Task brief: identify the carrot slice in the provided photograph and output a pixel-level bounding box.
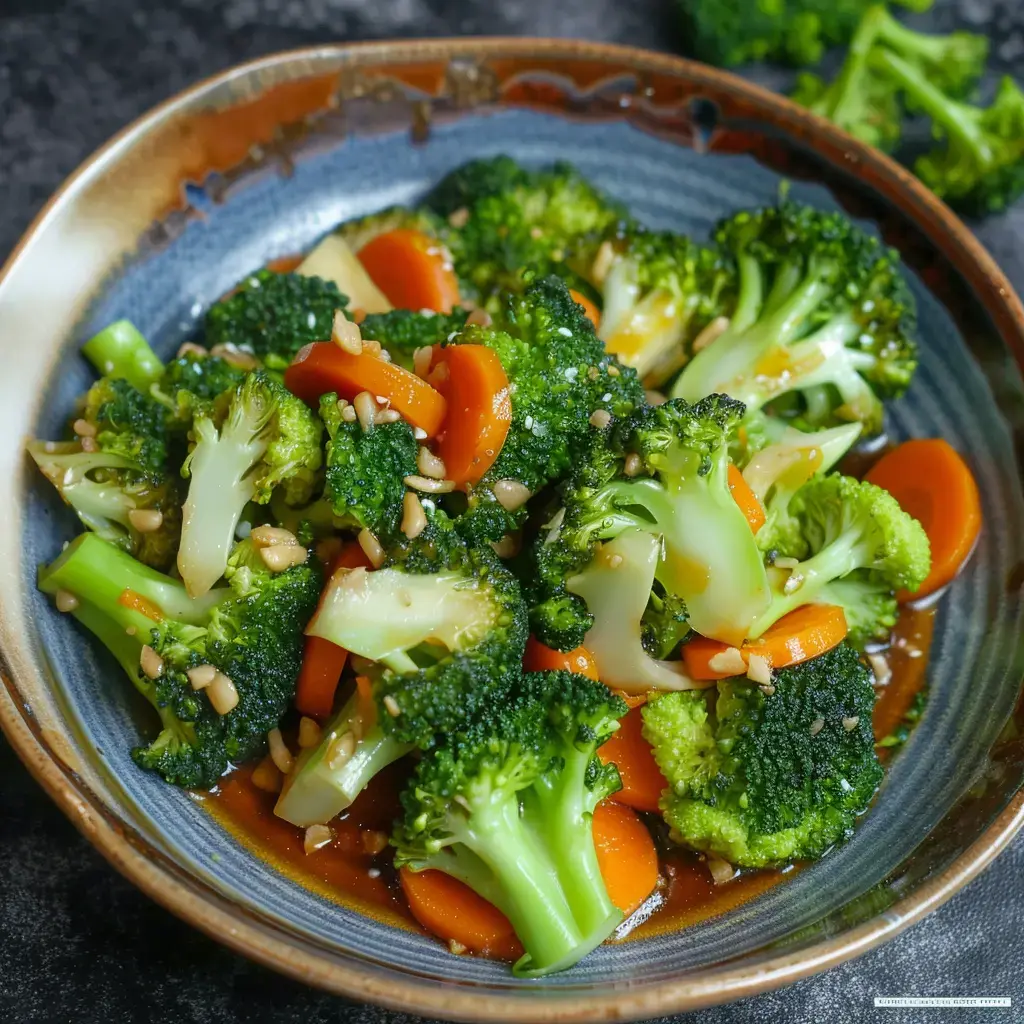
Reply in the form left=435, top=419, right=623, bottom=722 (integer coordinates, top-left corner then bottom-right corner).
left=569, top=288, right=601, bottom=329
left=400, top=799, right=658, bottom=956
left=284, top=342, right=447, bottom=438
left=683, top=603, right=849, bottom=680
left=294, top=544, right=371, bottom=719
left=727, top=463, right=765, bottom=534
left=592, top=800, right=659, bottom=917
left=357, top=229, right=460, bottom=313
left=523, top=636, right=599, bottom=680
left=430, top=344, right=512, bottom=485
left=599, top=706, right=667, bottom=813
left=865, top=438, right=981, bottom=600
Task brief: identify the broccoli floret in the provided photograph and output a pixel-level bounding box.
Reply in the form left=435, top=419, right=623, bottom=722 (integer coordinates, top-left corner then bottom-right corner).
left=204, top=271, right=346, bottom=368
left=816, top=573, right=899, bottom=649
left=275, top=511, right=528, bottom=826
left=38, top=533, right=321, bottom=788
left=749, top=473, right=930, bottom=639
left=318, top=393, right=418, bottom=541
left=153, top=351, right=247, bottom=426
left=791, top=6, right=986, bottom=152
left=530, top=395, right=771, bottom=659
left=876, top=50, right=1024, bottom=217
left=671, top=200, right=918, bottom=435
left=358, top=308, right=470, bottom=368
left=81, top=376, right=169, bottom=476
left=676, top=0, right=933, bottom=68
left=81, top=320, right=164, bottom=393
left=178, top=371, right=323, bottom=597
left=426, top=157, right=626, bottom=301
left=643, top=642, right=884, bottom=867
left=392, top=670, right=628, bottom=976
left=584, top=228, right=733, bottom=385
left=446, top=276, right=643, bottom=543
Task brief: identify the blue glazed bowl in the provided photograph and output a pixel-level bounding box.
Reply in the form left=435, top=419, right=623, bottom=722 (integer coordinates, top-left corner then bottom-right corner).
left=1, top=39, right=1023, bottom=1022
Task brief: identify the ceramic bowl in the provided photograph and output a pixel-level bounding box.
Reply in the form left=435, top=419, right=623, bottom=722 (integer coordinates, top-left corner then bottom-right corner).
left=1, top=39, right=1023, bottom=1023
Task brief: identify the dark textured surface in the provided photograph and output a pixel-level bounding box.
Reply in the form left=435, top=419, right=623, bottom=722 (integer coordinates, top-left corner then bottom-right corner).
left=0, top=1, right=1021, bottom=1022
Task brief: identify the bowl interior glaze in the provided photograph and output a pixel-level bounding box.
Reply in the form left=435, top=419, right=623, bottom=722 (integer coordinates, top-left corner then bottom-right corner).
left=2, top=41, right=1024, bottom=1022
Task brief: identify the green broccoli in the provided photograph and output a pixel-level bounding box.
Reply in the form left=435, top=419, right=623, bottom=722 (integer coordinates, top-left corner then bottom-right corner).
left=27, top=377, right=181, bottom=569
left=318, top=393, right=418, bottom=541
left=425, top=157, right=626, bottom=301
left=582, top=228, right=733, bottom=385
left=875, top=50, right=1024, bottom=217
left=444, top=275, right=644, bottom=544
left=676, top=0, right=933, bottom=69
left=748, top=473, right=930, bottom=641
left=153, top=350, right=247, bottom=426
left=81, top=319, right=164, bottom=393
left=643, top=642, right=884, bottom=867
left=529, top=395, right=770, bottom=664
left=358, top=308, right=470, bottom=369
left=792, top=6, right=988, bottom=152
left=393, top=670, right=627, bottom=976
left=38, top=533, right=321, bottom=788
left=671, top=200, right=918, bottom=435
left=204, top=271, right=347, bottom=368
left=275, top=510, right=528, bottom=827
left=177, top=371, right=322, bottom=597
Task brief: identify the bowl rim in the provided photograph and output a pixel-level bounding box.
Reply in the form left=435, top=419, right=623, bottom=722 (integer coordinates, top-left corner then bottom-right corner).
left=2, top=35, right=1023, bottom=1022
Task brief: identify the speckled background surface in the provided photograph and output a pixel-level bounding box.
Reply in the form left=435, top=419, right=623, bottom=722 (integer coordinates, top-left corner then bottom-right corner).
left=1, top=1, right=1022, bottom=1022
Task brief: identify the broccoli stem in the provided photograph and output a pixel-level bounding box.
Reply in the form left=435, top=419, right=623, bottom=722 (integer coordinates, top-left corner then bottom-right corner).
left=275, top=688, right=412, bottom=828
left=82, top=320, right=164, bottom=393
left=38, top=533, right=227, bottom=624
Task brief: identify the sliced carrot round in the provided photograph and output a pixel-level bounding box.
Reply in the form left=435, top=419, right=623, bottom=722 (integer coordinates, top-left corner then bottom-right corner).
left=430, top=344, right=512, bottom=485
left=523, top=636, right=599, bottom=680
left=865, top=438, right=981, bottom=600
left=683, top=603, right=849, bottom=680
left=727, top=463, right=765, bottom=534
left=357, top=229, right=460, bottom=313
left=569, top=288, right=601, bottom=329
left=592, top=801, right=659, bottom=917
left=599, top=706, right=667, bottom=814
left=284, top=342, right=447, bottom=437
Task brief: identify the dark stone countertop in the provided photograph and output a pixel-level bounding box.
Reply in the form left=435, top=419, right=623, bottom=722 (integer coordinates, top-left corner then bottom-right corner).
left=1, top=2, right=1021, bottom=1022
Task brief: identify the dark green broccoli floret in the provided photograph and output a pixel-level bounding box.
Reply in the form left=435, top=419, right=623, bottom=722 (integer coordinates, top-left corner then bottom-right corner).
left=275, top=510, right=528, bottom=827
left=749, top=473, right=931, bottom=641
left=204, top=271, right=347, bottom=368
left=791, top=6, right=987, bottom=153
left=582, top=227, right=733, bottom=386
left=178, top=371, right=322, bottom=597
left=426, top=157, right=626, bottom=301
left=82, top=376, right=169, bottom=476
left=643, top=642, right=884, bottom=867
left=392, top=670, right=627, bottom=976
left=81, top=320, right=164, bottom=393
left=676, top=0, right=932, bottom=68
left=875, top=50, right=1024, bottom=217
left=153, top=351, right=247, bottom=426
left=672, top=199, right=918, bottom=435
left=38, top=533, right=321, bottom=788
left=318, top=392, right=418, bottom=541
left=359, top=308, right=470, bottom=368
left=445, top=275, right=644, bottom=543
left=529, top=395, right=770, bottom=675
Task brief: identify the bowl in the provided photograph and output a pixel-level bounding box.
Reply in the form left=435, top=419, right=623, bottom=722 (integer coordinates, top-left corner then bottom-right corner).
left=1, top=38, right=1023, bottom=1023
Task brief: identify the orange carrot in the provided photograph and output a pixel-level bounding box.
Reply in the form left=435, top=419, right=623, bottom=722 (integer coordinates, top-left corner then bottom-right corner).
left=569, top=288, right=601, bottom=329
left=429, top=344, right=512, bottom=484
left=727, top=464, right=765, bottom=534
left=592, top=801, right=659, bottom=917
left=357, top=229, right=461, bottom=313
left=599, top=706, right=667, bottom=814
left=400, top=799, right=658, bottom=955
left=295, top=544, right=371, bottom=719
left=865, top=438, right=982, bottom=600
left=683, top=603, right=849, bottom=680
left=523, top=636, right=599, bottom=680
left=284, top=342, right=447, bottom=437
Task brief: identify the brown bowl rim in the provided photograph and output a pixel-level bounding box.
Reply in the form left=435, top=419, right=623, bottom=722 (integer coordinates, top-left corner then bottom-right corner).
left=2, top=35, right=1023, bottom=1022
